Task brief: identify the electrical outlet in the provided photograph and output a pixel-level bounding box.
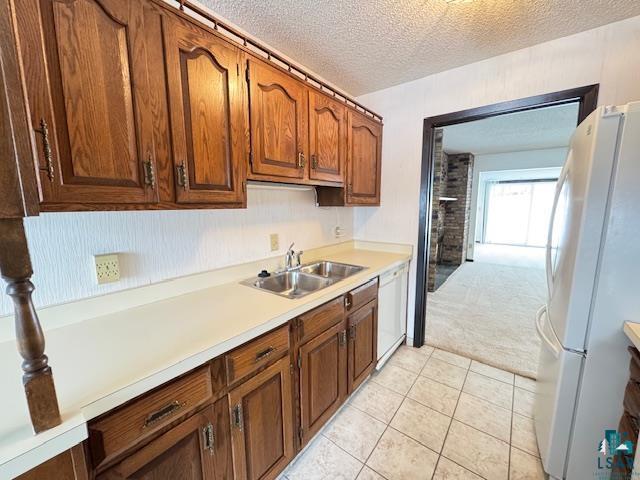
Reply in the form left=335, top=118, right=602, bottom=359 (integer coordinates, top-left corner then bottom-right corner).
left=94, top=253, right=120, bottom=284
left=334, top=226, right=344, bottom=238
left=270, top=233, right=279, bottom=252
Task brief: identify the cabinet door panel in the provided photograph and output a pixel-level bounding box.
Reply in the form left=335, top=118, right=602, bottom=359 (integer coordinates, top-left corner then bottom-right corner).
left=309, top=92, right=345, bottom=183
left=229, top=357, right=294, bottom=480
left=16, top=0, right=158, bottom=205
left=347, top=111, right=382, bottom=205
left=97, top=404, right=221, bottom=480
left=248, top=60, right=307, bottom=180
left=299, top=322, right=347, bottom=445
left=348, top=299, right=378, bottom=393
left=164, top=17, right=246, bottom=205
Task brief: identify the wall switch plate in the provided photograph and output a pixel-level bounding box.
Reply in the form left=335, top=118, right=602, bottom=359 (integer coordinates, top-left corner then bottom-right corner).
left=334, top=226, right=344, bottom=238
left=94, top=253, right=120, bottom=284
left=270, top=233, right=279, bottom=252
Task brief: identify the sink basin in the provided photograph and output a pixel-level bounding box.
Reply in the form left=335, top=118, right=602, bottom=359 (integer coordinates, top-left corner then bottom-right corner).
left=241, top=260, right=366, bottom=299
left=242, top=270, right=334, bottom=299
left=299, top=261, right=365, bottom=280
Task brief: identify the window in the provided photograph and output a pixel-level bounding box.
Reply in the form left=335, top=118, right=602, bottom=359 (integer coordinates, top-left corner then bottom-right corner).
left=483, top=179, right=557, bottom=247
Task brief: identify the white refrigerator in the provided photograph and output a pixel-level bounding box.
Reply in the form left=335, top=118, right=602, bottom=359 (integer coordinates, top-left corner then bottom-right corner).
left=535, top=102, right=640, bottom=480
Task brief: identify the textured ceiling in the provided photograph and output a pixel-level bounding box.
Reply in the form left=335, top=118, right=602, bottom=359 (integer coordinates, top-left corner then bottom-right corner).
left=200, top=0, right=640, bottom=95
left=442, top=102, right=579, bottom=155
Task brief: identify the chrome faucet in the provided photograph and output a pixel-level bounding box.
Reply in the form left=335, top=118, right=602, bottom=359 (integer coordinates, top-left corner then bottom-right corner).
left=284, top=243, right=304, bottom=270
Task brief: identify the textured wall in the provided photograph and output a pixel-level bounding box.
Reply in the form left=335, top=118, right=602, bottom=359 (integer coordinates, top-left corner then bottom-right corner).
left=0, top=188, right=352, bottom=316
left=354, top=15, right=640, bottom=341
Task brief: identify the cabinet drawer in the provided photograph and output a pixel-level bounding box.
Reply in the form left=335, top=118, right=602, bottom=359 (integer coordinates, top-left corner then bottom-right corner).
left=89, top=365, right=213, bottom=470
left=298, top=297, right=344, bottom=344
left=345, top=277, right=378, bottom=312
left=226, top=325, right=289, bottom=384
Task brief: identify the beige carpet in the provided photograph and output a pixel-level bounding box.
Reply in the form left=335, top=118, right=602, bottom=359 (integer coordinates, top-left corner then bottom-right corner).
left=425, top=253, right=545, bottom=378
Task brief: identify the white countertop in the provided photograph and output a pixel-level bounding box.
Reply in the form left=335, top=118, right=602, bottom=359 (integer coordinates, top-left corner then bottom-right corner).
left=624, top=322, right=640, bottom=350
left=0, top=241, right=411, bottom=478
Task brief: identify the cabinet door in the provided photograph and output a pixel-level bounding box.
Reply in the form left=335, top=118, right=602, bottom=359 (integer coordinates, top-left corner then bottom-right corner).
left=299, top=322, right=347, bottom=446
left=15, top=0, right=158, bottom=206
left=164, top=16, right=246, bottom=205
left=308, top=91, right=345, bottom=183
left=247, top=59, right=308, bottom=180
left=97, top=401, right=228, bottom=480
left=346, top=111, right=382, bottom=205
left=228, top=357, right=294, bottom=480
left=347, top=299, right=378, bottom=393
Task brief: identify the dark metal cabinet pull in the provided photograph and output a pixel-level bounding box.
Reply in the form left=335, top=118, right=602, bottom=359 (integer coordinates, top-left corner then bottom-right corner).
left=297, top=151, right=306, bottom=168
left=144, top=156, right=156, bottom=188
left=233, top=404, right=243, bottom=431
left=202, top=423, right=215, bottom=455
left=344, top=295, right=352, bottom=309
left=177, top=162, right=187, bottom=189
left=339, top=330, right=347, bottom=346
left=143, top=400, right=185, bottom=428
left=311, top=154, right=318, bottom=169
left=255, top=346, right=275, bottom=362
left=349, top=325, right=357, bottom=340
left=35, top=118, right=54, bottom=182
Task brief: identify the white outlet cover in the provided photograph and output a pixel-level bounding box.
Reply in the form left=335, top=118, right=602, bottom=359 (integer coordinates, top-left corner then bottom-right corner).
left=94, top=253, right=120, bottom=284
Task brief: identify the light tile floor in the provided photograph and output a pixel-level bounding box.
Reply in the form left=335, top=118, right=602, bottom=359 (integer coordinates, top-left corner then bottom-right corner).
left=281, top=345, right=545, bottom=480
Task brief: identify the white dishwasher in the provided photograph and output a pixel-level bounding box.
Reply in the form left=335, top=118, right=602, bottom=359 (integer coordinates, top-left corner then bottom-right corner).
left=376, top=262, right=409, bottom=368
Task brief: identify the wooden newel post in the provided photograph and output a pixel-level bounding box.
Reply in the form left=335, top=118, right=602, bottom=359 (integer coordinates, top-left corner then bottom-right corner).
left=0, top=218, right=61, bottom=433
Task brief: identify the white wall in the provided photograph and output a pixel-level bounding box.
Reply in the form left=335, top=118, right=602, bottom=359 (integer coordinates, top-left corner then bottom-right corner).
left=0, top=187, right=352, bottom=316
left=354, top=15, right=640, bottom=342
left=468, top=148, right=567, bottom=258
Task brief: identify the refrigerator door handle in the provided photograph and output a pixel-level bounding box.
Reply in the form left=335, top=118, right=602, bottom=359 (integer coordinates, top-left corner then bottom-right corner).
left=546, top=152, right=572, bottom=299
left=536, top=305, right=560, bottom=358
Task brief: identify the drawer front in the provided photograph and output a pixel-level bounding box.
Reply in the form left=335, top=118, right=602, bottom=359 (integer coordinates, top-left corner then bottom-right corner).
left=298, top=297, right=344, bottom=344
left=345, top=277, right=378, bottom=312
left=89, top=365, right=213, bottom=470
left=226, top=324, right=289, bottom=384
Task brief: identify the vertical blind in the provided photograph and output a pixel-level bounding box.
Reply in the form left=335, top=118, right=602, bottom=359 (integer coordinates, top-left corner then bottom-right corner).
left=483, top=179, right=557, bottom=247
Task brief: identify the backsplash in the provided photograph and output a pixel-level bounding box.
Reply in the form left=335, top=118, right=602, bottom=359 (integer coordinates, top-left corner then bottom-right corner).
left=0, top=186, right=352, bottom=317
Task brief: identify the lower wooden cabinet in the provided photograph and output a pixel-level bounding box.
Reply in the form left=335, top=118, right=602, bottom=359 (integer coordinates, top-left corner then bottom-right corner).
left=32, top=278, right=380, bottom=480
left=298, top=321, right=347, bottom=446
left=97, top=398, right=232, bottom=480
left=228, top=356, right=294, bottom=480
left=347, top=298, right=378, bottom=394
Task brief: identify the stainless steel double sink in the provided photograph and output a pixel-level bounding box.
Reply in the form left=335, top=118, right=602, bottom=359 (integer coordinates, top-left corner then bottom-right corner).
left=240, top=261, right=366, bottom=299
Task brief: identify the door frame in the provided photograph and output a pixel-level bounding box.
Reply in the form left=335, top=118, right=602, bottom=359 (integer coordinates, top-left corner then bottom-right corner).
left=412, top=84, right=599, bottom=348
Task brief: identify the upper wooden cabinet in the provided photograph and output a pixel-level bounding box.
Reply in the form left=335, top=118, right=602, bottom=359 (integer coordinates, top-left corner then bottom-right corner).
left=9, top=0, right=382, bottom=212
left=308, top=91, right=345, bottom=183
left=347, top=111, right=382, bottom=205
left=163, top=16, right=246, bottom=206
left=15, top=0, right=160, bottom=207
left=247, top=59, right=308, bottom=182
left=316, top=110, right=382, bottom=206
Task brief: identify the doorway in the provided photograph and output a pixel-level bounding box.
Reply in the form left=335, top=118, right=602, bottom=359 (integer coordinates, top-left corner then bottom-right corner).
left=413, top=85, right=599, bottom=376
